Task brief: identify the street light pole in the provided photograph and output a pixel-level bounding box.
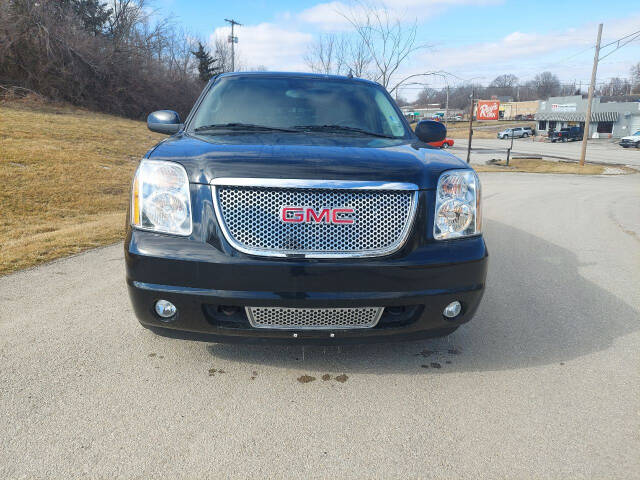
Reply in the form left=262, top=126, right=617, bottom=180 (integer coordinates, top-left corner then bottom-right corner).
left=506, top=128, right=514, bottom=166
left=466, top=87, right=474, bottom=163
left=444, top=83, right=450, bottom=128
left=579, top=23, right=603, bottom=167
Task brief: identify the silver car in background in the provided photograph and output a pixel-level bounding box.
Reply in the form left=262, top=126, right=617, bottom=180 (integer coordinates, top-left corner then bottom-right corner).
left=497, top=127, right=531, bottom=139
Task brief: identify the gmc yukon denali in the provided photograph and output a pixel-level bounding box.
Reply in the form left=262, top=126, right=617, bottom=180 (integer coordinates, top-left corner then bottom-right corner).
left=126, top=72, right=488, bottom=344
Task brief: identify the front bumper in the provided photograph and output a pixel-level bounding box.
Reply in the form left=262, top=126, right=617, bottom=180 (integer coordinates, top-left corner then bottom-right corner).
left=126, top=229, right=488, bottom=344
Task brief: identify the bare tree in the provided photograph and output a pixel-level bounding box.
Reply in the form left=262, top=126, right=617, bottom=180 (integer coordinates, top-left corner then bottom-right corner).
left=532, top=71, right=561, bottom=99
left=338, top=34, right=372, bottom=78
left=597, top=77, right=631, bottom=96
left=632, top=62, right=640, bottom=94
left=210, top=35, right=245, bottom=73
left=489, top=74, right=519, bottom=88
left=0, top=0, right=202, bottom=118
left=305, top=2, right=426, bottom=89
left=394, top=95, right=409, bottom=107
left=415, top=87, right=439, bottom=106
left=304, top=34, right=342, bottom=75
left=305, top=33, right=372, bottom=78
left=341, top=2, right=426, bottom=92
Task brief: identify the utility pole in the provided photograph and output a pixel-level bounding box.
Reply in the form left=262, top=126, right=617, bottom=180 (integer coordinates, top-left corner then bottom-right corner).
left=579, top=23, right=603, bottom=167
left=466, top=88, right=474, bottom=163
left=224, top=18, right=241, bottom=72
left=444, top=84, right=450, bottom=128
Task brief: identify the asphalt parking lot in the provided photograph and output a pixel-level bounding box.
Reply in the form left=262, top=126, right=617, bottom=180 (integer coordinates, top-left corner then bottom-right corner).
left=452, top=137, right=640, bottom=167
left=1, top=172, right=639, bottom=479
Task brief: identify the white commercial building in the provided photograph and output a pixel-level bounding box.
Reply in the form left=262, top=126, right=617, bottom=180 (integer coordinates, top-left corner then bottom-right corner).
left=535, top=95, right=640, bottom=138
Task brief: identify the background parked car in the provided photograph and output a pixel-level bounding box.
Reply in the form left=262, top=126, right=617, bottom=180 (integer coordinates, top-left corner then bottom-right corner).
left=498, top=127, right=529, bottom=139
left=428, top=138, right=454, bottom=149
left=619, top=130, right=640, bottom=148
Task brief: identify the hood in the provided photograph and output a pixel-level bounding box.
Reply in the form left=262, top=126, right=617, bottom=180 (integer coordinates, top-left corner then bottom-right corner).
left=147, top=133, right=469, bottom=190
left=621, top=134, right=640, bottom=141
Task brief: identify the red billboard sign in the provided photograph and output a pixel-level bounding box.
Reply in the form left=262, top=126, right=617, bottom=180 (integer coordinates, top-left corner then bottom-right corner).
left=477, top=100, right=500, bottom=120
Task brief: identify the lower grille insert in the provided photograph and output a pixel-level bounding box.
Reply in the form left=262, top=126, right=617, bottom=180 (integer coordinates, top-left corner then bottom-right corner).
left=246, top=306, right=384, bottom=330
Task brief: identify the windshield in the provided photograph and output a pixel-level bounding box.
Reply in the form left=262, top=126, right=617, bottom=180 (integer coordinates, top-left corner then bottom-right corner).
left=189, top=75, right=408, bottom=138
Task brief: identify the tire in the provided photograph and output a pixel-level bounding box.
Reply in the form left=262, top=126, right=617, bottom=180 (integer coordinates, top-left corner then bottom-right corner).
left=636, top=142, right=640, bottom=149
left=562, top=137, right=567, bottom=143
left=441, top=142, right=449, bottom=149
left=523, top=133, right=528, bottom=138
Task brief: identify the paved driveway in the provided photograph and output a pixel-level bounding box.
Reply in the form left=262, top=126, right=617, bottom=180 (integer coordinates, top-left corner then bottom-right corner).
left=1, top=173, right=639, bottom=479
left=451, top=137, right=640, bottom=167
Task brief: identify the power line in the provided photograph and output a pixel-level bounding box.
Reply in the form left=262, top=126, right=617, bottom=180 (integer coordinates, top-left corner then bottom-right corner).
left=550, top=27, right=640, bottom=67
left=598, top=31, right=640, bottom=61
left=600, top=28, right=640, bottom=50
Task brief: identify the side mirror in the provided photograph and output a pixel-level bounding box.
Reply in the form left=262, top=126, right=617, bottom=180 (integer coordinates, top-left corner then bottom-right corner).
left=415, top=120, right=446, bottom=143
left=147, top=110, right=182, bottom=135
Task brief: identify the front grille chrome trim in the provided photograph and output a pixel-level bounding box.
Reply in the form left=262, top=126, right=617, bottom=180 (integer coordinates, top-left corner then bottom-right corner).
left=211, top=178, right=419, bottom=259
left=246, top=306, right=384, bottom=330
left=211, top=178, right=418, bottom=191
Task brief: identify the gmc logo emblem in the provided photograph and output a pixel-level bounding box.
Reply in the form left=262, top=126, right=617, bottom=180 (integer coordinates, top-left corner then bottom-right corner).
left=281, top=207, right=355, bottom=224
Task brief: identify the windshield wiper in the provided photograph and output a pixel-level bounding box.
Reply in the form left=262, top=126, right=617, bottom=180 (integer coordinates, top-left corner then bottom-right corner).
left=293, top=124, right=397, bottom=139
left=194, top=123, right=297, bottom=133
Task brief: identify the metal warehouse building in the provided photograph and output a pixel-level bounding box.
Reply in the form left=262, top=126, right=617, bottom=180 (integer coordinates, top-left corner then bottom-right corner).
left=535, top=95, right=640, bottom=138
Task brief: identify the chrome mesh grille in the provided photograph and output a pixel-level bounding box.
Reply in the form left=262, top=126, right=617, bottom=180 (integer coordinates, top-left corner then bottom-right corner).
left=214, top=184, right=416, bottom=257
left=246, top=306, right=384, bottom=330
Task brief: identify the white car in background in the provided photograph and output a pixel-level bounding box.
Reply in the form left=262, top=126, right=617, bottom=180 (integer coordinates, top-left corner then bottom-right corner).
left=619, top=131, right=640, bottom=148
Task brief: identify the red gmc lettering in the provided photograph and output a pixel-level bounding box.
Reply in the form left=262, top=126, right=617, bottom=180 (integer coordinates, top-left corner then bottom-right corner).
left=281, top=207, right=355, bottom=224
left=281, top=207, right=304, bottom=223
left=306, top=208, right=331, bottom=223
left=331, top=208, right=355, bottom=224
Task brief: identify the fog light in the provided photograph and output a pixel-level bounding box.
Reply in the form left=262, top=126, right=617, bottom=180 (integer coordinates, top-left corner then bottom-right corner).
left=443, top=301, right=462, bottom=319
left=155, top=300, right=177, bottom=319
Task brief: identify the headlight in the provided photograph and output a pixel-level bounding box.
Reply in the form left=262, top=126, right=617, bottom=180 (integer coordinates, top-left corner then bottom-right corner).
left=131, top=160, right=192, bottom=235
left=434, top=169, right=481, bottom=240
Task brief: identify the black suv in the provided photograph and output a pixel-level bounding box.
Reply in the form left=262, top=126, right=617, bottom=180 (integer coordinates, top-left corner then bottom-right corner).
left=126, top=72, right=487, bottom=344
left=548, top=126, right=583, bottom=142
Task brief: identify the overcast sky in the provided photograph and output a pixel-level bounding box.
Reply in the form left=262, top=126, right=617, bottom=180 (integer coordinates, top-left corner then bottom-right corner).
left=156, top=0, right=640, bottom=99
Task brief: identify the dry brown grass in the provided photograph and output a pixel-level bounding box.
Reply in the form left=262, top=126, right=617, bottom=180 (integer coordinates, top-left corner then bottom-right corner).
left=474, top=158, right=607, bottom=175
left=0, top=99, right=163, bottom=275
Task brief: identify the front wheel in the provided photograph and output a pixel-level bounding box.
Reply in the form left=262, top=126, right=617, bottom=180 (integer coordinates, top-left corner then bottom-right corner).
left=523, top=133, right=528, bottom=138
left=441, top=142, right=449, bottom=149
left=562, top=137, right=567, bottom=143
left=636, top=142, right=640, bottom=149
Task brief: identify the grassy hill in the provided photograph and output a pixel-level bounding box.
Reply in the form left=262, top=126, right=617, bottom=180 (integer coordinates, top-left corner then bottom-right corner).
left=0, top=99, right=163, bottom=275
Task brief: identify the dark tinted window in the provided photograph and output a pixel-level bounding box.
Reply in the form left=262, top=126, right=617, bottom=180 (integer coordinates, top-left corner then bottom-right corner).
left=190, top=76, right=408, bottom=138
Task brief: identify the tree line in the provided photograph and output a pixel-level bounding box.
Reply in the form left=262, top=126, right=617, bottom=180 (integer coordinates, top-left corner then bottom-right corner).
left=398, top=67, right=640, bottom=110
left=0, top=0, right=235, bottom=119
left=303, top=2, right=640, bottom=109
left=2, top=0, right=638, bottom=118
